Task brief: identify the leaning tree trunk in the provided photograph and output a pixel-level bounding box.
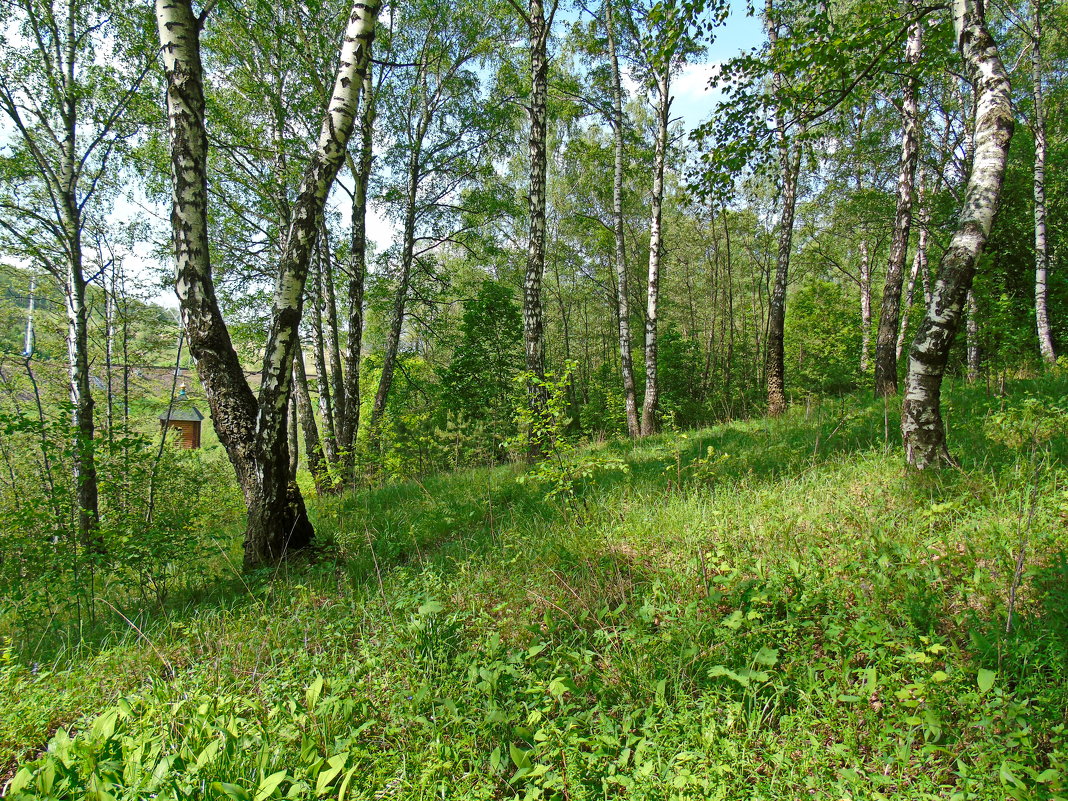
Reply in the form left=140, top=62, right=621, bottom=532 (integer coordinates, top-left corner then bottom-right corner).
left=901, top=0, right=1013, bottom=469
left=606, top=0, right=640, bottom=439
left=155, top=0, right=378, bottom=568
left=523, top=0, right=551, bottom=454
left=874, top=1, right=923, bottom=396
left=764, top=0, right=798, bottom=417
left=1031, top=0, right=1056, bottom=365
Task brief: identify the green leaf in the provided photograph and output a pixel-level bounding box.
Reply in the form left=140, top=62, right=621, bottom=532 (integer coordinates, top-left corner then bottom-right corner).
left=509, top=743, right=531, bottom=770
left=7, top=768, right=33, bottom=795
left=337, top=766, right=358, bottom=800
left=195, top=740, right=221, bottom=769
left=306, top=676, right=324, bottom=709
left=316, top=766, right=343, bottom=796
left=417, top=600, right=444, bottom=616
left=211, top=782, right=253, bottom=801
left=254, top=770, right=288, bottom=801
left=754, top=646, right=778, bottom=666
left=977, top=669, right=996, bottom=694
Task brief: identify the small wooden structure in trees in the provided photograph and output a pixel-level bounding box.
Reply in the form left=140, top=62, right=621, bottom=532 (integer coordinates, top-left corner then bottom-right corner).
left=159, top=405, right=204, bottom=449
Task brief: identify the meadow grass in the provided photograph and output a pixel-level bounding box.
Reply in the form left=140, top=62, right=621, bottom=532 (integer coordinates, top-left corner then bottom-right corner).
left=2, top=375, right=1066, bottom=799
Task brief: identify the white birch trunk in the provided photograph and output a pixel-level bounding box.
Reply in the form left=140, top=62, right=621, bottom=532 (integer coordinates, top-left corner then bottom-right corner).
left=523, top=0, right=551, bottom=455
left=901, top=0, right=1014, bottom=468
left=606, top=0, right=640, bottom=439
left=1031, top=0, right=1056, bottom=364
left=860, top=239, right=871, bottom=374
left=156, top=0, right=378, bottom=567
left=640, top=67, right=670, bottom=436
left=874, top=1, right=923, bottom=396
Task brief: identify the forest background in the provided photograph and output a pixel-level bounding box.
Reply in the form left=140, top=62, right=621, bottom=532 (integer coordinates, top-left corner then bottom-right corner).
left=0, top=0, right=1067, bottom=796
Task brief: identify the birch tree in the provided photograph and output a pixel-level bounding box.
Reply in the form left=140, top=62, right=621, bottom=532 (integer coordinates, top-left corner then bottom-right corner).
left=514, top=0, right=557, bottom=451
left=901, top=0, right=1014, bottom=468
left=155, top=0, right=379, bottom=567
left=369, top=0, right=513, bottom=440
left=0, top=0, right=150, bottom=550
left=873, top=0, right=923, bottom=396
left=1030, top=0, right=1056, bottom=365
left=605, top=0, right=640, bottom=438
left=630, top=0, right=723, bottom=435
left=764, top=0, right=799, bottom=417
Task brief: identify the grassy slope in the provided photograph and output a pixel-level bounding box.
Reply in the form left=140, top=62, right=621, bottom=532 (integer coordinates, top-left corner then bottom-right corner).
left=3, top=376, right=1067, bottom=800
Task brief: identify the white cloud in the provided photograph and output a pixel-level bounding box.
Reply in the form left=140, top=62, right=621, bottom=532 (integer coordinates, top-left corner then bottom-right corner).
left=673, top=61, right=725, bottom=131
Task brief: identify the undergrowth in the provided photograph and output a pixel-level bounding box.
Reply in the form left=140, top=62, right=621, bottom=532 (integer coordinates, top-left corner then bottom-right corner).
left=2, top=375, right=1067, bottom=800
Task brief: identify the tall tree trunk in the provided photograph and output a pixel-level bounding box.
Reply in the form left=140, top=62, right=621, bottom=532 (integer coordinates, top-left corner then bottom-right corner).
left=966, top=289, right=980, bottom=382
left=901, top=0, right=1013, bottom=469
left=288, top=390, right=299, bottom=479
left=63, top=212, right=101, bottom=552
left=1031, top=0, right=1056, bottom=365
left=723, top=209, right=735, bottom=398
left=309, top=251, right=338, bottom=462
left=859, top=239, right=872, bottom=374
left=640, top=68, right=670, bottom=436
left=370, top=105, right=428, bottom=436
left=105, top=259, right=116, bottom=443
left=764, top=0, right=798, bottom=417
left=340, top=69, right=375, bottom=473
left=155, top=0, right=378, bottom=568
left=524, top=0, right=551, bottom=453
left=874, top=2, right=923, bottom=396
left=605, top=0, right=640, bottom=439
left=766, top=143, right=800, bottom=416
left=320, top=226, right=347, bottom=434
left=56, top=8, right=102, bottom=552
left=897, top=173, right=929, bottom=359
left=293, top=344, right=328, bottom=492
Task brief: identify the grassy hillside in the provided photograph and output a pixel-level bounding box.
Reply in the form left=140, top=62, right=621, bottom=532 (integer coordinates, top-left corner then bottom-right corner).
left=3, top=376, right=1067, bottom=800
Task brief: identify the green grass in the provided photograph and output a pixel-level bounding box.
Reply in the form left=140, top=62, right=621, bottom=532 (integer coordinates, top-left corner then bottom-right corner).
left=3, top=375, right=1068, bottom=800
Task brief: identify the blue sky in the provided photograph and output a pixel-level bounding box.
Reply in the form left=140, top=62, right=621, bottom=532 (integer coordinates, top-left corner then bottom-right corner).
left=672, top=0, right=766, bottom=130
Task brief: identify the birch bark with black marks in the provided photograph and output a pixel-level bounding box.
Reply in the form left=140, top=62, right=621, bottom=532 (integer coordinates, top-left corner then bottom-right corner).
left=63, top=211, right=101, bottom=551
left=339, top=70, right=375, bottom=471
left=640, top=66, right=670, bottom=436
left=288, top=391, right=299, bottom=479
left=874, top=2, right=923, bottom=396
left=901, top=0, right=1013, bottom=468
left=0, top=1, right=112, bottom=553
left=523, top=0, right=552, bottom=453
left=897, top=173, right=929, bottom=359
left=605, top=0, right=640, bottom=439
left=155, top=0, right=378, bottom=567
left=764, top=0, right=797, bottom=417
left=859, top=239, right=872, bottom=374
left=320, top=226, right=347, bottom=439
left=293, top=344, right=328, bottom=493
left=966, top=289, right=979, bottom=382
left=1031, top=0, right=1055, bottom=365
left=309, top=251, right=338, bottom=463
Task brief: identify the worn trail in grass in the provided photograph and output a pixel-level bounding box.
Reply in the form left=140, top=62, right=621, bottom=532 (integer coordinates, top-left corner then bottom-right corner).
left=4, top=377, right=1068, bottom=799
